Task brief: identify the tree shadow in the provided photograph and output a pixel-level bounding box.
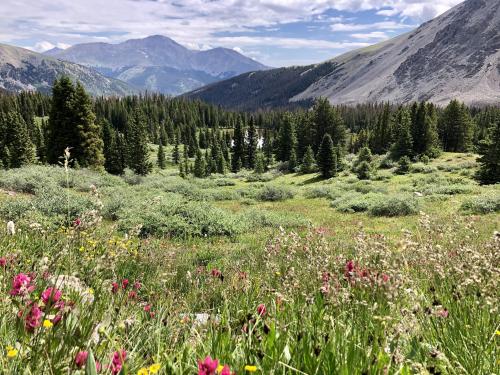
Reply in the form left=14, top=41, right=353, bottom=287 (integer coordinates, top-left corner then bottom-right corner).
left=299, top=174, right=324, bottom=185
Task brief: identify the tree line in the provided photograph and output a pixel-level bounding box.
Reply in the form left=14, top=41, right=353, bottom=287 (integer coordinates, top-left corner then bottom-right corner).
left=0, top=78, right=498, bottom=184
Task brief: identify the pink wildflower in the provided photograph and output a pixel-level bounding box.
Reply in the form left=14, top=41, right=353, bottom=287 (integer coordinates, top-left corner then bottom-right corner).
left=221, top=365, right=233, bottom=375
left=41, top=287, right=62, bottom=305
left=133, top=281, right=141, bottom=290
left=25, top=303, right=42, bottom=331
left=198, top=356, right=218, bottom=375
left=111, top=282, right=119, bottom=294
left=110, top=350, right=126, bottom=375
left=75, top=351, right=88, bottom=368
left=257, top=304, right=267, bottom=317
left=10, top=273, right=35, bottom=296
left=121, top=279, right=129, bottom=289
left=74, top=218, right=81, bottom=227
left=0, top=257, right=6, bottom=268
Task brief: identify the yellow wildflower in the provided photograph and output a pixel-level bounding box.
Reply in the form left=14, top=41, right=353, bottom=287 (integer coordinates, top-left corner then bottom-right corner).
left=43, top=320, right=53, bottom=329
left=244, top=365, right=257, bottom=372
left=6, top=346, right=18, bottom=358
left=149, top=363, right=161, bottom=374
left=496, top=330, right=500, bottom=336
left=217, top=364, right=224, bottom=373
left=137, top=368, right=148, bottom=375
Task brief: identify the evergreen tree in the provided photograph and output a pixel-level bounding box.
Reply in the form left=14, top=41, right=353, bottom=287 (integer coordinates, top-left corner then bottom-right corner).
left=216, top=152, right=226, bottom=174
left=421, top=103, right=441, bottom=158
left=231, top=120, right=245, bottom=172
left=277, top=114, right=297, bottom=162
left=396, top=156, right=412, bottom=174
left=441, top=100, right=474, bottom=152
left=5, top=111, right=36, bottom=168
left=391, top=108, right=413, bottom=160
left=301, top=146, right=316, bottom=174
left=317, top=134, right=337, bottom=179
left=370, top=103, right=392, bottom=154
left=127, top=106, right=152, bottom=175
left=254, top=152, right=265, bottom=174
left=312, top=98, right=347, bottom=153
left=476, top=119, right=500, bottom=184
left=194, top=150, right=206, bottom=178
left=354, top=147, right=373, bottom=180
left=157, top=143, right=166, bottom=169
left=246, top=117, right=258, bottom=169
left=72, top=83, right=104, bottom=169
left=172, top=137, right=180, bottom=164
left=46, top=77, right=77, bottom=164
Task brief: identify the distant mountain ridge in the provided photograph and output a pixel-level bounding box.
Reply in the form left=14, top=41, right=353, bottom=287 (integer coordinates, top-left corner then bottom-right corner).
left=47, top=35, right=269, bottom=95
left=187, top=0, right=500, bottom=110
left=0, top=43, right=134, bottom=96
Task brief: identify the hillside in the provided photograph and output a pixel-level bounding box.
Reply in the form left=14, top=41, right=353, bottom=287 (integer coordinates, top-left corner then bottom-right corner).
left=187, top=0, right=500, bottom=109
left=0, top=44, right=134, bottom=96
left=47, top=35, right=269, bottom=95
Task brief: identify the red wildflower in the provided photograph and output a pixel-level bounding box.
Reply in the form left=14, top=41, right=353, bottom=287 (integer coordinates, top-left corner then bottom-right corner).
left=128, top=291, right=137, bottom=299
left=133, top=281, right=141, bottom=290
left=41, top=287, right=62, bottom=305
left=110, top=350, right=126, bottom=375
left=121, top=279, right=129, bottom=289
left=74, top=218, right=81, bottom=227
left=257, top=304, right=267, bottom=317
left=25, top=303, right=42, bottom=331
left=198, top=356, right=218, bottom=375
left=75, top=351, right=88, bottom=368
left=10, top=273, right=35, bottom=296
left=0, top=257, right=6, bottom=268
left=111, top=282, right=119, bottom=294
left=221, top=364, right=233, bottom=375
left=211, top=269, right=223, bottom=280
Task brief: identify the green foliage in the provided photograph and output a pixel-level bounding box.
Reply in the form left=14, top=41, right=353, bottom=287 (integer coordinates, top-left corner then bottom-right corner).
left=396, top=156, right=412, bottom=174
left=157, top=143, right=166, bottom=169
left=126, top=106, right=152, bottom=175
left=317, top=134, right=337, bottom=179
left=368, top=194, right=419, bottom=216
left=461, top=193, right=500, bottom=214
left=300, top=146, right=316, bottom=174
left=476, top=118, right=500, bottom=185
left=441, top=100, right=474, bottom=152
left=253, top=152, right=265, bottom=174
left=353, top=147, right=374, bottom=180
left=256, top=184, right=295, bottom=202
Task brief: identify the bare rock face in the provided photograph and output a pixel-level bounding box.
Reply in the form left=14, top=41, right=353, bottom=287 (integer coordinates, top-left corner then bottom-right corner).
left=188, top=0, right=500, bottom=109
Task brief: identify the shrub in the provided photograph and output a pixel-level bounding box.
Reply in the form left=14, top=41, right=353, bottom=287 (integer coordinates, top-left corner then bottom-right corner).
left=331, top=192, right=385, bottom=213
left=396, top=156, right=412, bottom=175
left=369, top=194, right=419, bottom=217
left=461, top=194, right=500, bottom=214
left=256, top=185, right=295, bottom=202
left=306, top=185, right=345, bottom=200
left=240, top=208, right=310, bottom=229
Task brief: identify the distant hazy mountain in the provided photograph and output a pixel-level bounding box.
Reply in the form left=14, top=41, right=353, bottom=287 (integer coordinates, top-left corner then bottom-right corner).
left=0, top=43, right=135, bottom=96
left=47, top=35, right=269, bottom=95
left=187, top=0, right=500, bottom=110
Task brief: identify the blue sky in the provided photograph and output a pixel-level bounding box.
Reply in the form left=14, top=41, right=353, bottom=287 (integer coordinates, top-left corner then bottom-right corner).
left=0, top=0, right=464, bottom=67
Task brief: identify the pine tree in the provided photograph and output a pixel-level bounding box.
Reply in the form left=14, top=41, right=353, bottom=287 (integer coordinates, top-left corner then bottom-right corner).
left=476, top=119, right=500, bottom=184
left=441, top=100, right=474, bottom=152
left=72, top=82, right=104, bottom=169
left=254, top=152, right=265, bottom=174
left=5, top=111, right=36, bottom=168
left=246, top=117, right=258, bottom=169
left=46, top=77, right=77, bottom=164
left=277, top=114, right=297, bottom=163
left=421, top=103, right=441, bottom=158
left=354, top=147, right=373, bottom=180
left=301, top=146, right=316, bottom=174
left=157, top=143, right=166, bottom=169
left=194, top=150, right=206, bottom=178
left=216, top=152, right=226, bottom=174
left=312, top=98, right=347, bottom=153
left=391, top=108, right=413, bottom=160
left=317, top=134, right=337, bottom=179
left=231, top=120, right=245, bottom=172
left=172, top=137, right=180, bottom=164
left=396, top=156, right=412, bottom=174
left=127, top=106, right=152, bottom=175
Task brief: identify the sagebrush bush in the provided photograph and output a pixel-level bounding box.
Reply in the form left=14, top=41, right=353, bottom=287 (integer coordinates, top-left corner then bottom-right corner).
left=461, top=193, right=500, bottom=214
left=256, top=184, right=295, bottom=201
left=331, top=192, right=386, bottom=213
left=368, top=194, right=419, bottom=216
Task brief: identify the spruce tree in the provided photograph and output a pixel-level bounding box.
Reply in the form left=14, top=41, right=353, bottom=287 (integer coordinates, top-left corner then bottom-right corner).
left=172, top=137, right=180, bottom=164
left=254, top=152, right=265, bottom=174
left=6, top=111, right=36, bottom=168
left=127, top=106, right=152, bottom=175
left=476, top=119, right=500, bottom=184
left=391, top=108, right=413, bottom=160
left=312, top=98, right=346, bottom=153
left=46, top=77, right=77, bottom=164
left=194, top=150, right=206, bottom=178
left=231, top=120, right=245, bottom=172
left=317, top=134, right=337, bottom=179
left=301, top=146, right=316, bottom=174
left=277, top=114, right=297, bottom=163
left=157, top=143, right=166, bottom=169
left=441, top=100, right=474, bottom=152
left=72, top=82, right=104, bottom=169
left=354, top=147, right=373, bottom=180
left=246, top=117, right=258, bottom=169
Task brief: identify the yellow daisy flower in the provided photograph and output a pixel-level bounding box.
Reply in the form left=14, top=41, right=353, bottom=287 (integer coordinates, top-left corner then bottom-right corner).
left=43, top=320, right=54, bottom=329
left=137, top=368, right=148, bottom=375
left=244, top=365, right=257, bottom=372
left=149, top=363, right=161, bottom=374
left=6, top=346, right=18, bottom=358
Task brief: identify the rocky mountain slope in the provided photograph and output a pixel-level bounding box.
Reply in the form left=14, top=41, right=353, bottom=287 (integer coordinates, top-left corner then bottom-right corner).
left=187, top=0, right=499, bottom=110
left=0, top=44, right=134, bottom=96
left=47, top=35, right=268, bottom=95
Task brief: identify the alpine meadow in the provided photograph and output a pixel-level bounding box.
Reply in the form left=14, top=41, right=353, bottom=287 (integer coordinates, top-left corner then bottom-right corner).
left=0, top=0, right=499, bottom=374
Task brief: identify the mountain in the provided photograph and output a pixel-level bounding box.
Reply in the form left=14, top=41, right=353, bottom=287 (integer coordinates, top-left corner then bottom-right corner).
left=187, top=0, right=500, bottom=110
left=0, top=43, right=135, bottom=96
left=47, top=35, right=269, bottom=95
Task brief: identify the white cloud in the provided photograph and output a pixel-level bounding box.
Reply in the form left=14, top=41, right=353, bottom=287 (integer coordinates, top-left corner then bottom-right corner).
left=331, top=21, right=413, bottom=32
left=350, top=31, right=389, bottom=40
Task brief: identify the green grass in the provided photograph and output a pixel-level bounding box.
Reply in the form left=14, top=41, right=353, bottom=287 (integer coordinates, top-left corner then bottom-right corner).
left=0, top=152, right=498, bottom=374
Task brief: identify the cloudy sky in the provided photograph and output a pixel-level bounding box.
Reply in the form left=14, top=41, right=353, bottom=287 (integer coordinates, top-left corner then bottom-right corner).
left=0, top=0, right=464, bottom=67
